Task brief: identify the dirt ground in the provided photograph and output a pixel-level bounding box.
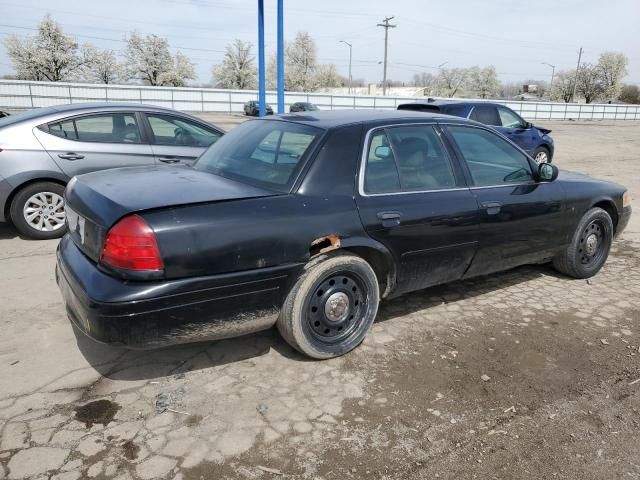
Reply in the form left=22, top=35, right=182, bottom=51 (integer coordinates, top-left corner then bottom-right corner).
left=0, top=118, right=639, bottom=480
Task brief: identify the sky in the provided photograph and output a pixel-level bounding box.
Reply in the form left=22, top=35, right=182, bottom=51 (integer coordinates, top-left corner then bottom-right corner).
left=0, top=0, right=638, bottom=87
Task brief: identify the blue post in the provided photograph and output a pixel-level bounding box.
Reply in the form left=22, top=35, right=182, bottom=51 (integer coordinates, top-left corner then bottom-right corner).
left=258, top=0, right=266, bottom=117
left=277, top=0, right=284, bottom=113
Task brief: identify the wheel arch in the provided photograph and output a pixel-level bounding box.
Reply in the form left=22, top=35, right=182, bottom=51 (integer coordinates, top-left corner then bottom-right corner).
left=592, top=199, right=618, bottom=232
left=4, top=174, right=68, bottom=222
left=309, top=234, right=397, bottom=298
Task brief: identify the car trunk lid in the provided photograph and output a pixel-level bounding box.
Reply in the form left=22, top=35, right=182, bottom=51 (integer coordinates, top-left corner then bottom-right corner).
left=65, top=165, right=278, bottom=262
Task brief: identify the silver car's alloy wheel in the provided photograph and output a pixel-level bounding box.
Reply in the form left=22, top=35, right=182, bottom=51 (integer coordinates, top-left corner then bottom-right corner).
left=23, top=192, right=65, bottom=232
left=535, top=151, right=549, bottom=163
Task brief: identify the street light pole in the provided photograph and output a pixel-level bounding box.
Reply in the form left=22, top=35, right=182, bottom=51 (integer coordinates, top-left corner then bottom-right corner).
left=339, top=40, right=353, bottom=94
left=542, top=62, right=556, bottom=94
left=377, top=16, right=396, bottom=96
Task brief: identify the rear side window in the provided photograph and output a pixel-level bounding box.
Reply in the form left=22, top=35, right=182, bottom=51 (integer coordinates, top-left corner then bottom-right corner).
left=364, top=125, right=456, bottom=194
left=147, top=114, right=221, bottom=147
left=443, top=104, right=468, bottom=118
left=469, top=105, right=500, bottom=126
left=47, top=113, right=141, bottom=143
left=447, top=126, right=533, bottom=186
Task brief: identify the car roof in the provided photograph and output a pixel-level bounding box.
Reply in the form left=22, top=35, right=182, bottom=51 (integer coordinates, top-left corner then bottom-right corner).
left=399, top=99, right=506, bottom=108
left=263, top=109, right=460, bottom=129
left=0, top=102, right=219, bottom=129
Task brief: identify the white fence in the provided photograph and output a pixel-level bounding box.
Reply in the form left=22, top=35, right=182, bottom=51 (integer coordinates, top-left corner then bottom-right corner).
left=1, top=79, right=639, bottom=121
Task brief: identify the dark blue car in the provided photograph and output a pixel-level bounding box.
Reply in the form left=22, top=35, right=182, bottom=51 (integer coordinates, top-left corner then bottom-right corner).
left=398, top=100, right=554, bottom=163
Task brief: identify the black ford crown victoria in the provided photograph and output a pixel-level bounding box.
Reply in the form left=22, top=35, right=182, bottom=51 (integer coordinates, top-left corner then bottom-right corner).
left=57, top=111, right=631, bottom=359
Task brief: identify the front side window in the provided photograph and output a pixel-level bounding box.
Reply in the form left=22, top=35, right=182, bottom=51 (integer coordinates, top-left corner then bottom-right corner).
left=447, top=126, right=533, bottom=186
left=498, top=107, right=524, bottom=128
left=147, top=114, right=221, bottom=147
left=469, top=105, right=500, bottom=126
left=194, top=120, right=321, bottom=192
left=364, top=125, right=457, bottom=194
left=47, top=113, right=140, bottom=143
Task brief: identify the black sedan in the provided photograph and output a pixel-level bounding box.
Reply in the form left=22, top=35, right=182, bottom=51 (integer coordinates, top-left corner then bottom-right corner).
left=244, top=100, right=273, bottom=116
left=57, top=111, right=631, bottom=359
left=290, top=102, right=319, bottom=113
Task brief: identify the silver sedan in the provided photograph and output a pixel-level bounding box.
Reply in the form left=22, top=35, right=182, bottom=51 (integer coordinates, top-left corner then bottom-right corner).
left=0, top=103, right=223, bottom=239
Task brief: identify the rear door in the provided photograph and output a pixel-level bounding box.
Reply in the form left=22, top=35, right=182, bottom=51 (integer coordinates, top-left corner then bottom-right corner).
left=442, top=124, right=566, bottom=277
left=34, top=112, right=154, bottom=176
left=143, top=113, right=223, bottom=166
left=355, top=123, right=479, bottom=296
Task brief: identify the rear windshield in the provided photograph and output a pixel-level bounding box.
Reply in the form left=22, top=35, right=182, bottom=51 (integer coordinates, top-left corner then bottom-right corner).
left=194, top=120, right=323, bottom=193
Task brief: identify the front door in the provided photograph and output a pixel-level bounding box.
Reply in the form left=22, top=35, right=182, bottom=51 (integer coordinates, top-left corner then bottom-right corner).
left=443, top=124, right=566, bottom=278
left=356, top=124, right=479, bottom=296
left=144, top=113, right=223, bottom=166
left=34, top=112, right=155, bottom=177
left=495, top=106, right=538, bottom=155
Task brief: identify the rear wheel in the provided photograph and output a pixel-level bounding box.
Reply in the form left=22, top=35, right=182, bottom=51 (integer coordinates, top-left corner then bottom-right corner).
left=277, top=252, right=380, bottom=359
left=552, top=207, right=613, bottom=279
left=9, top=181, right=67, bottom=240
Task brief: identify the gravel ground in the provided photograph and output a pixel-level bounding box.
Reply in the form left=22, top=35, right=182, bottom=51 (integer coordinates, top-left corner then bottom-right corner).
left=0, top=118, right=639, bottom=480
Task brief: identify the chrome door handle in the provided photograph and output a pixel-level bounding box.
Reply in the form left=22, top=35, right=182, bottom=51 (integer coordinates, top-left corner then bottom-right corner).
left=481, top=201, right=502, bottom=215
left=58, top=153, right=84, bottom=160
left=158, top=157, right=181, bottom=164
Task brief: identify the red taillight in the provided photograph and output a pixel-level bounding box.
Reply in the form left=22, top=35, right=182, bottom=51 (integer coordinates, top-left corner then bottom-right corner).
left=100, top=215, right=163, bottom=271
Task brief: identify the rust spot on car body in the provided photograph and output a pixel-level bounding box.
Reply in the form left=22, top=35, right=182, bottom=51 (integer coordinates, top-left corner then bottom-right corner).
left=310, top=235, right=341, bottom=257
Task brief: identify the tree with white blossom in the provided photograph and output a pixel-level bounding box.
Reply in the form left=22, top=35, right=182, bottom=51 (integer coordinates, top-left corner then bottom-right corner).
left=4, top=14, right=92, bottom=81
left=212, top=39, right=256, bottom=89
left=124, top=33, right=195, bottom=86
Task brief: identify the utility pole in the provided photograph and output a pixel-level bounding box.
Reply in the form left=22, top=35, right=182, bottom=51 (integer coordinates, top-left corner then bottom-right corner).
left=571, top=47, right=583, bottom=103
left=340, top=40, right=353, bottom=94
left=377, top=16, right=396, bottom=96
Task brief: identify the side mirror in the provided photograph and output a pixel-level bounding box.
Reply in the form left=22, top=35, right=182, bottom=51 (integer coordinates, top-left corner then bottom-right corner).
left=375, top=145, right=392, bottom=159
left=538, top=162, right=558, bottom=182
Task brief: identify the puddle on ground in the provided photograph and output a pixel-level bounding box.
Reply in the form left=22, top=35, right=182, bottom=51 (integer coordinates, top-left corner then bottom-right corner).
left=122, top=440, right=140, bottom=460
left=74, top=399, right=121, bottom=427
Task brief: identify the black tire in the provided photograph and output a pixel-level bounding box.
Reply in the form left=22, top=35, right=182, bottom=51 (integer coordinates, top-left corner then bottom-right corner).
left=9, top=181, right=67, bottom=240
left=277, top=252, right=380, bottom=359
left=533, top=146, right=551, bottom=164
left=552, top=207, right=613, bottom=279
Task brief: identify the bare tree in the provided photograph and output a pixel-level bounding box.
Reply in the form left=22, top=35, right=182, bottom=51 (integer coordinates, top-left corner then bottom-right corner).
left=549, top=70, right=575, bottom=103
left=576, top=63, right=604, bottom=103
left=437, top=68, right=468, bottom=97
left=597, top=52, right=628, bottom=102
left=412, top=72, right=438, bottom=95
left=619, top=84, right=640, bottom=104
left=468, top=65, right=500, bottom=99
left=314, top=64, right=341, bottom=89
left=84, top=48, right=126, bottom=84
left=125, top=33, right=195, bottom=86
left=4, top=14, right=92, bottom=81
left=212, top=39, right=256, bottom=89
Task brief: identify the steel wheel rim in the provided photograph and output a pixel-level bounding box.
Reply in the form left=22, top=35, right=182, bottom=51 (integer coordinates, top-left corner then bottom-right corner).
left=23, top=191, right=65, bottom=232
left=535, top=151, right=548, bottom=163
left=305, top=271, right=368, bottom=344
left=578, top=219, right=606, bottom=266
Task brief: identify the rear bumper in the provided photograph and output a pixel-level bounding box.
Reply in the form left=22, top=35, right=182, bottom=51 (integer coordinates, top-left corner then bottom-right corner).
left=615, top=205, right=632, bottom=238
left=56, top=235, right=301, bottom=349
